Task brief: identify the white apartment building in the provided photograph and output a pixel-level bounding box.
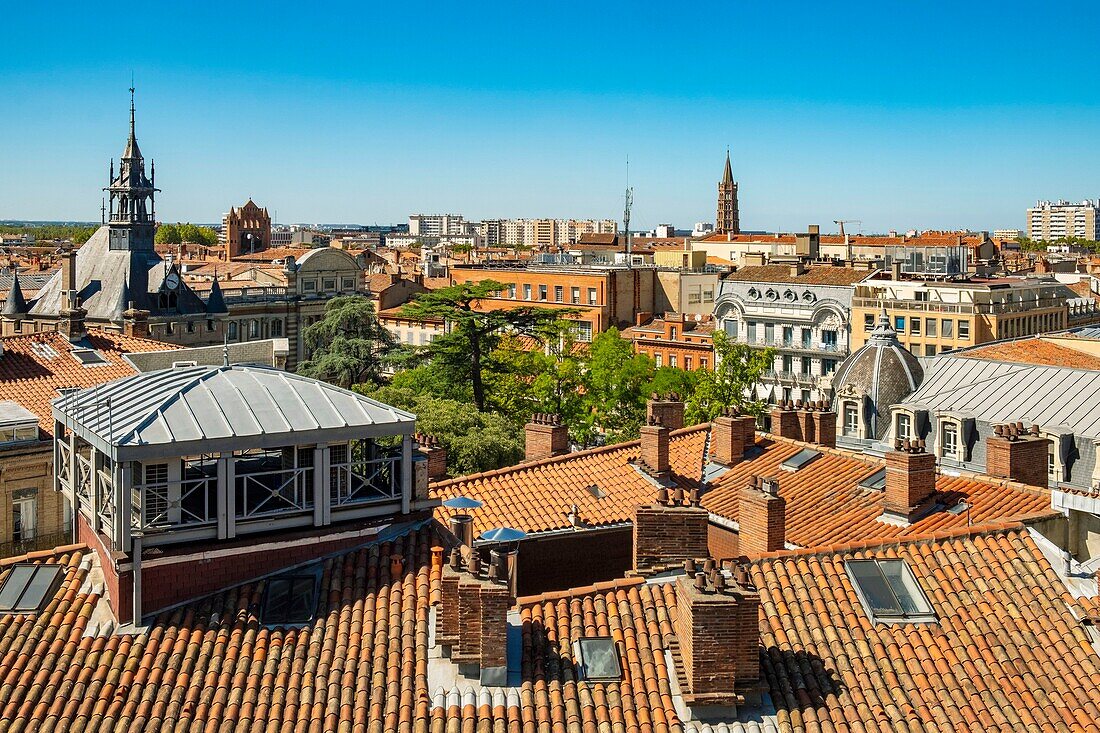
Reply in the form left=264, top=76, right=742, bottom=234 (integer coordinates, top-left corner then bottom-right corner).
left=476, top=218, right=617, bottom=247
left=408, top=214, right=475, bottom=238
left=1027, top=200, right=1100, bottom=241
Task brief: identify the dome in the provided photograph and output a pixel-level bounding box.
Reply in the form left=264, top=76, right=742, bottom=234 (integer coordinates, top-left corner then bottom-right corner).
left=831, top=310, right=923, bottom=439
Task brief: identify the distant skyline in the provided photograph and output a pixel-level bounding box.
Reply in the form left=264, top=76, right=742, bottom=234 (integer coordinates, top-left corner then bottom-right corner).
left=2, top=1, right=1099, bottom=233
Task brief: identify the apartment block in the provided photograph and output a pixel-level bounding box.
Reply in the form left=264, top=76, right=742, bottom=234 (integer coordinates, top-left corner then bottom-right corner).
left=1027, top=200, right=1100, bottom=241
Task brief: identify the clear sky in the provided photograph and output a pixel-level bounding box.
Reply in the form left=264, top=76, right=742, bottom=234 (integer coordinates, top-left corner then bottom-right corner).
left=2, top=1, right=1098, bottom=233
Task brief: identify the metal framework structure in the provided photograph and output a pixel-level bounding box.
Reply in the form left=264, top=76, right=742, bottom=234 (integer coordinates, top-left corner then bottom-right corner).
left=53, top=364, right=420, bottom=551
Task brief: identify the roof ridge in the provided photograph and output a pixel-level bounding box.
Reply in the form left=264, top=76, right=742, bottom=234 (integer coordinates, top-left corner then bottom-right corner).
left=515, top=575, right=645, bottom=606
left=0, top=542, right=87, bottom=568
left=750, top=520, right=1030, bottom=563
left=431, top=423, right=710, bottom=488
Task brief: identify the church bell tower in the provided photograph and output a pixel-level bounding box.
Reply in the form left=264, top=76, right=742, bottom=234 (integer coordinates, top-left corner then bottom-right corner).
left=715, top=150, right=740, bottom=235
left=104, top=88, right=159, bottom=251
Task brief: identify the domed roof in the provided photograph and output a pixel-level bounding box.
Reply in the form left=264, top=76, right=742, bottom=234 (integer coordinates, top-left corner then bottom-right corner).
left=832, top=310, right=923, bottom=439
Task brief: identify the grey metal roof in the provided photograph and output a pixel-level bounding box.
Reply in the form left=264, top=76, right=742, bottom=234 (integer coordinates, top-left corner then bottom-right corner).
left=52, top=364, right=415, bottom=460
left=908, top=355, right=1100, bottom=439
left=0, top=400, right=38, bottom=427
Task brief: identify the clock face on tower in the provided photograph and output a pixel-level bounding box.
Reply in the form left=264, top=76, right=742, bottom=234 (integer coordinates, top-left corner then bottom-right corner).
left=164, top=271, right=180, bottom=291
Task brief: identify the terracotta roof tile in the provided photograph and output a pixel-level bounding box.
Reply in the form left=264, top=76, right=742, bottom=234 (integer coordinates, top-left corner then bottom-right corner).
left=962, top=337, right=1100, bottom=370
left=722, top=264, right=872, bottom=286
left=0, top=329, right=179, bottom=438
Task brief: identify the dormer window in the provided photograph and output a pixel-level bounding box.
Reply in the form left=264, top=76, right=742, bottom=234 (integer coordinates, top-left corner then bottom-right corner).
left=896, top=413, right=912, bottom=441
left=842, top=400, right=861, bottom=438
left=0, top=401, right=41, bottom=445
left=941, top=422, right=959, bottom=459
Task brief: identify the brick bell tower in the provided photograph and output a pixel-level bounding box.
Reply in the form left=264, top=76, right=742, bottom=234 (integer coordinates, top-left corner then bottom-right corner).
left=716, top=150, right=740, bottom=235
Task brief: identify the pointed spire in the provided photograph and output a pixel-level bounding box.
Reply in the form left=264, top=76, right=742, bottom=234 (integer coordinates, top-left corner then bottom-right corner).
left=722, top=148, right=733, bottom=184
left=206, top=272, right=228, bottom=315
left=3, top=269, right=28, bottom=317
left=122, top=85, right=142, bottom=160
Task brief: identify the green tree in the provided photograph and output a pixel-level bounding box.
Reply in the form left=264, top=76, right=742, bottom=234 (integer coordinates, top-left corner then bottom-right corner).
left=296, top=295, right=396, bottom=388
left=400, top=280, right=573, bottom=411
left=685, top=330, right=774, bottom=423
left=355, top=388, right=524, bottom=476
left=582, top=327, right=657, bottom=441
left=155, top=223, right=181, bottom=244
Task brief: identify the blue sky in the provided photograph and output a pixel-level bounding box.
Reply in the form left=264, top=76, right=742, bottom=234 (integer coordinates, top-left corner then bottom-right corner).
left=2, top=1, right=1098, bottom=232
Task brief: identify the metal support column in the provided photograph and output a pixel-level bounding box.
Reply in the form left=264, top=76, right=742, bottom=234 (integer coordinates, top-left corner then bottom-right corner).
left=401, top=434, right=413, bottom=515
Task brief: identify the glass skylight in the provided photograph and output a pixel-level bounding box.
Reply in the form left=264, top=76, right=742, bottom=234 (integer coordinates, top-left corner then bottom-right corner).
left=846, top=558, right=935, bottom=623
left=781, top=448, right=820, bottom=472
left=262, top=575, right=318, bottom=625
left=858, top=468, right=887, bottom=491
left=576, top=637, right=623, bottom=682
left=0, top=564, right=63, bottom=613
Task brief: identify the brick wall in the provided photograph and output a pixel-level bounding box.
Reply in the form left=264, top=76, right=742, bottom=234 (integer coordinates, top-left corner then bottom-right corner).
left=439, top=564, right=461, bottom=645
left=813, top=411, right=837, bottom=448
left=516, top=527, right=632, bottom=596
left=707, top=523, right=740, bottom=560
left=454, top=573, right=484, bottom=663
left=674, top=574, right=760, bottom=698
left=986, top=435, right=1049, bottom=488
left=478, top=583, right=510, bottom=670
left=884, top=448, right=937, bottom=520
left=795, top=411, right=816, bottom=444
left=634, top=503, right=709, bottom=570
left=738, top=479, right=785, bottom=556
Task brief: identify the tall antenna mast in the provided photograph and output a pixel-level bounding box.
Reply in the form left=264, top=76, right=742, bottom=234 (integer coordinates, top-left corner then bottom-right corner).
left=623, top=155, right=633, bottom=266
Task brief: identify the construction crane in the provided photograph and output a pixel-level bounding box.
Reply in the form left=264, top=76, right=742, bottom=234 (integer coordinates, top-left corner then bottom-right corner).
left=834, top=220, right=862, bottom=238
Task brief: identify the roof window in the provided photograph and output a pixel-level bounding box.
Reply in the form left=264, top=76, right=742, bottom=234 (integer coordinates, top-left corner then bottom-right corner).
left=858, top=468, right=887, bottom=491
left=846, top=558, right=935, bottom=623
left=71, top=348, right=108, bottom=366
left=0, top=564, right=64, bottom=613
left=781, top=448, right=820, bottom=472
left=30, top=342, right=59, bottom=360
left=261, top=574, right=318, bottom=625
left=575, top=637, right=623, bottom=682
left=586, top=483, right=608, bottom=499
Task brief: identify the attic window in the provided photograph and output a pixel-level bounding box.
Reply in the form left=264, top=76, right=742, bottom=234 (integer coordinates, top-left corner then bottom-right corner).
left=71, top=348, right=108, bottom=366
left=781, top=448, right=820, bottom=472
left=846, top=559, right=935, bottom=623
left=0, top=564, right=64, bottom=613
left=575, top=637, right=622, bottom=682
left=586, top=484, right=608, bottom=499
left=261, top=575, right=318, bottom=625
left=859, top=468, right=887, bottom=491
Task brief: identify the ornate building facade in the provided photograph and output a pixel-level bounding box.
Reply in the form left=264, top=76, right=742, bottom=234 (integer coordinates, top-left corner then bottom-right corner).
left=715, top=150, right=740, bottom=234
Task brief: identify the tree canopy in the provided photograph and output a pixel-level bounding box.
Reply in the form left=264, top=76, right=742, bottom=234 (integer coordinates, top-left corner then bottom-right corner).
left=155, top=223, right=218, bottom=246
left=296, top=295, right=397, bottom=388
left=399, top=280, right=575, bottom=411
left=0, top=224, right=95, bottom=244
left=685, top=330, right=774, bottom=423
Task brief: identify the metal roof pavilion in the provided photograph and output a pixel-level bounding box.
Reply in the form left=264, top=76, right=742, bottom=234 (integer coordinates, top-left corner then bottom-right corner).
left=51, top=364, right=416, bottom=460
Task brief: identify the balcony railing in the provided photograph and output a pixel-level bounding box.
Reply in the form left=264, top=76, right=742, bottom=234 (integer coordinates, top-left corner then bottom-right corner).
left=221, top=286, right=292, bottom=305
left=330, top=453, right=402, bottom=508
left=132, top=474, right=218, bottom=530
left=0, top=531, right=73, bottom=562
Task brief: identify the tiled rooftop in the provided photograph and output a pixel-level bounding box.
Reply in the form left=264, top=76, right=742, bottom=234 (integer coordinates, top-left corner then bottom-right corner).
left=960, top=337, right=1100, bottom=370
left=722, top=265, right=871, bottom=287
left=0, top=329, right=179, bottom=437
left=3, top=519, right=1098, bottom=731
left=434, top=426, right=1057, bottom=548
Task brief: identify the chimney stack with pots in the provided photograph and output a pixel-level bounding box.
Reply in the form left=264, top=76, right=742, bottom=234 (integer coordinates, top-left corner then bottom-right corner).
left=673, top=563, right=761, bottom=709
left=647, top=393, right=686, bottom=431
left=769, top=401, right=802, bottom=441
left=987, top=423, right=1050, bottom=488
left=738, top=476, right=786, bottom=556
left=884, top=439, right=937, bottom=523
left=416, top=433, right=448, bottom=482
left=810, top=401, right=837, bottom=448
left=452, top=547, right=511, bottom=685
left=525, top=413, right=569, bottom=461
left=711, top=407, right=757, bottom=466
left=633, top=487, right=709, bottom=570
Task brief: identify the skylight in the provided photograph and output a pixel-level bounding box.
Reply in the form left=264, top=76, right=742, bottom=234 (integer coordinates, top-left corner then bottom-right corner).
left=586, top=484, right=608, bottom=499
left=0, top=564, right=64, bottom=613
left=29, top=342, right=59, bottom=360
left=575, top=637, right=623, bottom=682
left=858, top=468, right=887, bottom=491
left=261, top=575, right=318, bottom=625
left=846, top=558, right=935, bottom=623
left=781, top=448, right=820, bottom=472
left=71, top=349, right=109, bottom=366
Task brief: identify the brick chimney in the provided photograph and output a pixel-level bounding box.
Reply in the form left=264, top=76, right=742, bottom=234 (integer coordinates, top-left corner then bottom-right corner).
left=986, top=423, right=1049, bottom=489
left=639, top=416, right=670, bottom=475
left=525, top=413, right=568, bottom=461
left=769, top=401, right=801, bottom=441
left=647, top=393, right=685, bottom=431
left=633, top=488, right=709, bottom=570
left=451, top=552, right=510, bottom=685
left=794, top=402, right=816, bottom=444
left=60, top=301, right=87, bottom=342
left=123, top=305, right=150, bottom=338
left=811, top=402, right=837, bottom=448
left=60, top=246, right=77, bottom=307
left=711, top=408, right=756, bottom=465
left=884, top=439, right=937, bottom=522
left=739, top=476, right=785, bottom=555
left=416, top=433, right=448, bottom=481
left=673, top=568, right=760, bottom=706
